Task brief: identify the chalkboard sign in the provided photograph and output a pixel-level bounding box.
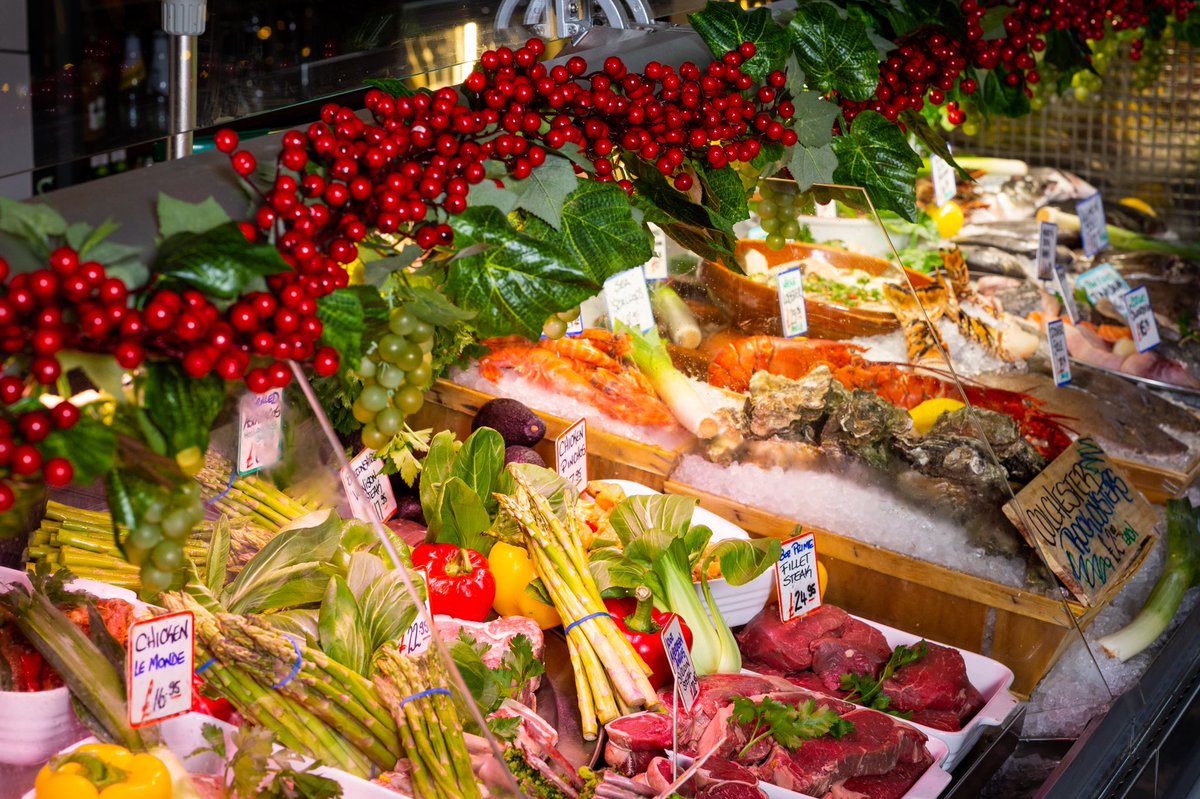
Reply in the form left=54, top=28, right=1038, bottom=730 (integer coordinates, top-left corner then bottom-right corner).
left=1003, top=438, right=1157, bottom=606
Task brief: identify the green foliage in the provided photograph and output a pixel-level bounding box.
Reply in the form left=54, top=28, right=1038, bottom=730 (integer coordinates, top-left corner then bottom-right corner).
left=39, top=406, right=116, bottom=487
left=832, top=111, right=923, bottom=221
left=449, top=631, right=545, bottom=717
left=730, top=696, right=855, bottom=757
left=465, top=153, right=579, bottom=229
left=787, top=3, right=880, bottom=101
left=630, top=158, right=736, bottom=264
left=157, top=194, right=232, bottom=238
left=838, top=641, right=927, bottom=716
left=983, top=67, right=1032, bottom=117
left=139, top=362, right=226, bottom=459
left=154, top=222, right=289, bottom=300
left=689, top=1, right=791, bottom=80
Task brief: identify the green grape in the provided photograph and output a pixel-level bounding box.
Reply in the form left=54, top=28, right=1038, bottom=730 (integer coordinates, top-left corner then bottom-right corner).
left=150, top=541, right=184, bottom=571
left=183, top=500, right=206, bottom=527
left=378, top=364, right=405, bottom=389
left=361, top=384, right=390, bottom=412
left=142, top=496, right=167, bottom=524
left=377, top=334, right=407, bottom=363
left=411, top=321, right=435, bottom=342
left=376, top=407, right=403, bottom=436
left=389, top=308, right=417, bottom=336
left=396, top=346, right=423, bottom=371
left=543, top=316, right=568, bottom=340
left=418, top=337, right=434, bottom=354
left=180, top=482, right=201, bottom=502
left=358, top=356, right=378, bottom=379
left=127, top=523, right=162, bottom=557
left=557, top=306, right=581, bottom=322
left=407, top=362, right=432, bottom=387
left=396, top=385, right=424, bottom=415
left=352, top=398, right=378, bottom=424
left=161, top=508, right=192, bottom=540
left=757, top=198, right=777, bottom=218
left=139, top=564, right=174, bottom=594
left=780, top=219, right=801, bottom=240
left=761, top=216, right=782, bottom=233
left=765, top=233, right=786, bottom=250
left=362, top=424, right=390, bottom=449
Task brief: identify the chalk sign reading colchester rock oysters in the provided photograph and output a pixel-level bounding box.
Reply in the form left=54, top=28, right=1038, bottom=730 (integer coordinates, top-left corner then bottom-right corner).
left=1003, top=437, right=1156, bottom=606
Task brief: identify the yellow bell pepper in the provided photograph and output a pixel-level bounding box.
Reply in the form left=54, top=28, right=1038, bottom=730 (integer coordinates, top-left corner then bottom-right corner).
left=488, top=541, right=561, bottom=630
left=36, top=743, right=172, bottom=799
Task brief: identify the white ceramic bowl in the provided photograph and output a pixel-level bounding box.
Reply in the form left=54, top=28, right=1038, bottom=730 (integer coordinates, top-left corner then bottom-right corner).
left=592, top=480, right=774, bottom=627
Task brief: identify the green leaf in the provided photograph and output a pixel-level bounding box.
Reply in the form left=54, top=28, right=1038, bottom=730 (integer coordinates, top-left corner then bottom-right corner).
left=982, top=68, right=1031, bottom=118
left=588, top=548, right=648, bottom=597
left=420, top=430, right=458, bottom=534
left=525, top=180, right=653, bottom=284
left=65, top=222, right=92, bottom=251
left=450, top=427, right=505, bottom=515
left=704, top=537, right=781, bottom=586
left=139, top=362, right=226, bottom=458
left=157, top=195, right=232, bottom=238
left=364, top=77, right=415, bottom=97
left=629, top=158, right=736, bottom=265
left=468, top=153, right=579, bottom=229
left=788, top=142, right=839, bottom=191
left=346, top=550, right=387, bottom=600
left=264, top=609, right=320, bottom=643
left=153, top=222, right=289, bottom=300
left=75, top=219, right=121, bottom=258
left=788, top=3, right=881, bottom=101
left=0, top=198, right=68, bottom=251
left=39, top=409, right=116, bottom=486
left=609, top=494, right=699, bottom=547
left=359, top=568, right=420, bottom=654
left=447, top=206, right=598, bottom=339
left=318, top=575, right=370, bottom=676
left=204, top=517, right=231, bottom=595
left=903, top=113, right=973, bottom=181
left=688, top=1, right=791, bottom=80
left=698, top=162, right=751, bottom=226
left=449, top=632, right=505, bottom=714
left=316, top=288, right=365, bottom=374
left=402, top=285, right=477, bottom=326
left=790, top=92, right=841, bottom=148
left=979, top=5, right=1012, bottom=40
left=362, top=245, right=423, bottom=288
left=438, top=477, right=494, bottom=554
left=223, top=509, right=344, bottom=613
left=832, top=111, right=923, bottom=221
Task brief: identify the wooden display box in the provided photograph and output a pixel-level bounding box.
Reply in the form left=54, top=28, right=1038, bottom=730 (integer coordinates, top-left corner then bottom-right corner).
left=662, top=481, right=1150, bottom=697
left=1117, top=455, right=1200, bottom=506
left=410, top=380, right=691, bottom=491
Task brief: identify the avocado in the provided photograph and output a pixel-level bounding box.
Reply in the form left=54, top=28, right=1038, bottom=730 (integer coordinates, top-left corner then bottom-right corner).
left=504, top=445, right=546, bottom=467
left=473, top=398, right=547, bottom=447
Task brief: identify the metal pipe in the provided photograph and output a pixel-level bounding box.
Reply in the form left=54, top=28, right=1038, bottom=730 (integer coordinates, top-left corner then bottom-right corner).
left=167, top=33, right=197, bottom=160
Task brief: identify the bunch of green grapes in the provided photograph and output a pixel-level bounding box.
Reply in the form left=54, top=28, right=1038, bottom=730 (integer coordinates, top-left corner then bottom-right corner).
left=124, top=481, right=205, bottom=594
left=352, top=305, right=436, bottom=449
left=757, top=181, right=802, bottom=250
left=542, top=306, right=581, bottom=339
left=1029, top=60, right=1061, bottom=112
left=1133, top=27, right=1170, bottom=89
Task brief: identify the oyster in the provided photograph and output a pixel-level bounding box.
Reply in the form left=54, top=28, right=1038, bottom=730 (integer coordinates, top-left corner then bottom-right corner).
left=821, top=389, right=912, bottom=470
left=926, top=407, right=1045, bottom=483
left=746, top=366, right=845, bottom=440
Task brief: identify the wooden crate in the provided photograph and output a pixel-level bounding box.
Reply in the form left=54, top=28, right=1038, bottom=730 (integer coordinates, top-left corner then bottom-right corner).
left=663, top=480, right=1149, bottom=697
left=410, top=380, right=691, bottom=491
left=1117, top=455, right=1200, bottom=505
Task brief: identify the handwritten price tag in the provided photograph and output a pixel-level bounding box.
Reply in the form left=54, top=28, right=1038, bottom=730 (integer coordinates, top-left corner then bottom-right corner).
left=237, top=388, right=283, bottom=475
left=641, top=223, right=670, bottom=281
left=776, top=532, right=822, bottom=622
left=340, top=448, right=398, bottom=523
left=1124, top=286, right=1160, bottom=353
left=128, top=611, right=194, bottom=728
left=1077, top=264, right=1131, bottom=315
left=1037, top=221, right=1058, bottom=282
left=400, top=572, right=434, bottom=656
left=1047, top=318, right=1072, bottom=387
left=1076, top=193, right=1110, bottom=257
left=555, top=418, right=588, bottom=491
left=604, top=267, right=656, bottom=334
left=776, top=267, right=808, bottom=338
left=930, top=153, right=957, bottom=209
left=663, top=616, right=699, bottom=712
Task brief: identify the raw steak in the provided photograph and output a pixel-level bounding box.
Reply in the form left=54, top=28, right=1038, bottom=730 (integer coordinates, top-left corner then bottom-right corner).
left=659, top=673, right=794, bottom=750
left=640, top=756, right=767, bottom=799
left=757, top=708, right=928, bottom=797
left=605, top=711, right=675, bottom=776
left=697, top=688, right=855, bottom=763
left=737, top=605, right=851, bottom=672
left=810, top=618, right=892, bottom=692
left=835, top=754, right=934, bottom=799
left=880, top=641, right=984, bottom=730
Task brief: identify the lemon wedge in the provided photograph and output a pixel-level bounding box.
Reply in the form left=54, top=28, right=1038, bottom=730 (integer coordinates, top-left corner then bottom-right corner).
left=909, top=397, right=966, bottom=435
left=928, top=201, right=964, bottom=239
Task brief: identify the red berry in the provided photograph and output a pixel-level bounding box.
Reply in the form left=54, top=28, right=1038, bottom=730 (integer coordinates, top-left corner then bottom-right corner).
left=0, top=258, right=8, bottom=283
left=0, top=483, right=12, bottom=512
left=0, top=376, right=23, bottom=405
left=44, top=458, right=73, bottom=488
left=246, top=368, right=272, bottom=394
left=231, top=150, right=257, bottom=177
left=48, top=247, right=79, bottom=275
left=268, top=361, right=291, bottom=388
left=215, top=353, right=247, bottom=381
left=313, top=347, right=340, bottom=377
left=32, top=357, right=61, bottom=385
left=51, top=402, right=80, bottom=429
left=32, top=329, right=63, bottom=357
left=674, top=173, right=694, bottom=191
left=0, top=439, right=11, bottom=465
left=11, top=445, right=41, bottom=476
left=215, top=129, right=239, bottom=153
left=18, top=412, right=51, bottom=443
left=183, top=349, right=213, bottom=378
left=115, top=342, right=145, bottom=369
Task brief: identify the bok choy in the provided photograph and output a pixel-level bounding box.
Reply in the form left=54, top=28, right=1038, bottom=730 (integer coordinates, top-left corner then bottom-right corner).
left=589, top=494, right=779, bottom=675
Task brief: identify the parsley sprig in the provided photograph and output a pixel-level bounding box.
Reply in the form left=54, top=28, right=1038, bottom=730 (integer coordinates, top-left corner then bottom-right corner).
left=729, top=696, right=855, bottom=759
left=838, top=641, right=927, bottom=717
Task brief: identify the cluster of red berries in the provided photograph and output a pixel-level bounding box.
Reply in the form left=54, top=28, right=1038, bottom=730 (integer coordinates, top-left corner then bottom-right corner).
left=0, top=397, right=78, bottom=509
left=842, top=0, right=1194, bottom=126
left=465, top=40, right=795, bottom=192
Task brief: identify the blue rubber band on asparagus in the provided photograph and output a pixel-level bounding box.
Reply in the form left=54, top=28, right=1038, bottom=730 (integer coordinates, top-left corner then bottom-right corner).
left=399, top=687, right=452, bottom=707
left=205, top=468, right=236, bottom=506
left=196, top=657, right=216, bottom=675
left=272, top=637, right=302, bottom=689
left=565, top=611, right=611, bottom=634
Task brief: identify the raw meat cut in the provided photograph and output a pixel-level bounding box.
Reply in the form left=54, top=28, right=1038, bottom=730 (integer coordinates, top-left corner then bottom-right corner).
left=658, top=673, right=794, bottom=750
left=810, top=618, right=892, bottom=691
left=880, top=641, right=984, bottom=730
left=736, top=605, right=850, bottom=672
left=605, top=711, right=675, bottom=776
left=836, top=756, right=934, bottom=799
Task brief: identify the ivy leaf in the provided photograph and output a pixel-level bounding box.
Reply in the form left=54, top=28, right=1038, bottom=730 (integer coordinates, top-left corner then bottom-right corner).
left=40, top=409, right=116, bottom=486
left=698, top=162, right=751, bottom=226
left=362, top=244, right=423, bottom=288
left=790, top=91, right=842, bottom=148
left=788, top=3, right=881, bottom=102
left=982, top=67, right=1031, bottom=117
left=154, top=222, right=289, bottom=300
left=832, top=111, right=922, bottom=221
left=788, top=142, right=838, bottom=191
left=524, top=180, right=653, bottom=284
left=688, top=1, right=790, bottom=80
left=157, top=194, right=232, bottom=238
left=468, top=153, right=578, bottom=230
left=628, top=158, right=735, bottom=264
left=363, top=78, right=415, bottom=97
left=447, top=206, right=598, bottom=338
left=317, top=288, right=366, bottom=374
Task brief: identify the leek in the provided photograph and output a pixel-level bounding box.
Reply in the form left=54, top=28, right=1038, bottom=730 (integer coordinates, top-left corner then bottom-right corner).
left=618, top=323, right=718, bottom=438
left=651, top=286, right=702, bottom=349
left=1099, top=499, right=1200, bottom=661
left=1037, top=207, right=1200, bottom=261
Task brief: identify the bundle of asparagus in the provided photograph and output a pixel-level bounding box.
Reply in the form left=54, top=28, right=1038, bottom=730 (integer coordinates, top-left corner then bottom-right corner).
left=494, top=468, right=659, bottom=740
left=163, top=592, right=398, bottom=777
left=198, top=455, right=319, bottom=532
left=373, top=646, right=482, bottom=799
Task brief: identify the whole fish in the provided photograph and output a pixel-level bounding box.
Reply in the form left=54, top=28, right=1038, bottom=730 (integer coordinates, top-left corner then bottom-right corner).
left=1047, top=199, right=1166, bottom=237
left=959, top=244, right=1032, bottom=280
left=957, top=219, right=1082, bottom=250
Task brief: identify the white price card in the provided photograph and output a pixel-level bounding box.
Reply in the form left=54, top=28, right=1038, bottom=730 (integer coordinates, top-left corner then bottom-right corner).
left=1076, top=264, right=1131, bottom=315
left=1124, top=286, right=1161, bottom=353
left=1037, top=222, right=1058, bottom=282
left=1076, top=193, right=1110, bottom=257
left=604, top=267, right=656, bottom=334
left=641, top=223, right=670, bottom=281
left=555, top=417, right=588, bottom=491
left=128, top=611, right=194, bottom=728
left=1046, top=318, right=1073, bottom=387
left=237, top=388, right=283, bottom=475
left=400, top=572, right=434, bottom=656
left=776, top=532, right=822, bottom=623
left=341, top=448, right=398, bottom=523
left=565, top=316, right=584, bottom=337
left=776, top=267, right=808, bottom=339
left=931, top=153, right=957, bottom=209
left=1051, top=262, right=1079, bottom=324
left=662, top=616, right=699, bottom=712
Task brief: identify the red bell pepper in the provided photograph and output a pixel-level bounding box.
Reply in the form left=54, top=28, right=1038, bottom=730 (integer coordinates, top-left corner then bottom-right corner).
left=605, top=587, right=692, bottom=690
left=410, top=543, right=496, bottom=622
left=192, top=673, right=234, bottom=722
left=19, top=651, right=43, bottom=692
